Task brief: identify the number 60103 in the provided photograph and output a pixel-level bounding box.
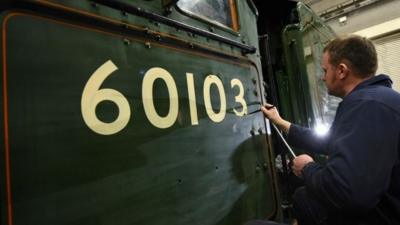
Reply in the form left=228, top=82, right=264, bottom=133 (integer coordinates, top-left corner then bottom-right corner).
left=81, top=60, right=248, bottom=135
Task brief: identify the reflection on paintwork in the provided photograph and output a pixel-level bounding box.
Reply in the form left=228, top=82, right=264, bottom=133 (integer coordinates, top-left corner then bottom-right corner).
left=298, top=4, right=340, bottom=130
left=177, top=0, right=233, bottom=28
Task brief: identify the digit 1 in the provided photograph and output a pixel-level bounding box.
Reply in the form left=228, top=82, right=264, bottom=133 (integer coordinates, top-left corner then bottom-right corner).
left=186, top=73, right=199, bottom=125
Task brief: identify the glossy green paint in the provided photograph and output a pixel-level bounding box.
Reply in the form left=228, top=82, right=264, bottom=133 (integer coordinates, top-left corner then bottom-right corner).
left=296, top=3, right=339, bottom=127
left=279, top=2, right=337, bottom=128
left=280, top=24, right=312, bottom=127
left=0, top=1, right=278, bottom=225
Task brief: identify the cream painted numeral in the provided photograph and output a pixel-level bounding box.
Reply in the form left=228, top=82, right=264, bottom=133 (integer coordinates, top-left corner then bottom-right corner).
left=82, top=62, right=250, bottom=134
left=81, top=60, right=131, bottom=135
left=231, top=78, right=247, bottom=116
left=142, top=67, right=179, bottom=129
left=186, top=73, right=199, bottom=125
left=203, top=75, right=226, bottom=123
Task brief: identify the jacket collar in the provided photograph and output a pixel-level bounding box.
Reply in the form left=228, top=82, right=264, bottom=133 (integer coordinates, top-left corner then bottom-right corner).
left=354, top=74, right=393, bottom=90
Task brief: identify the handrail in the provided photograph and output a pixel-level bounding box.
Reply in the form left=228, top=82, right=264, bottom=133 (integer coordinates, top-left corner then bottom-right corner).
left=91, top=0, right=257, bottom=54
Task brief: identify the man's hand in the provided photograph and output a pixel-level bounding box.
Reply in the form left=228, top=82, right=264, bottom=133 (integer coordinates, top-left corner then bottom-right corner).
left=292, top=154, right=314, bottom=177
left=261, top=103, right=291, bottom=134
left=261, top=103, right=280, bottom=123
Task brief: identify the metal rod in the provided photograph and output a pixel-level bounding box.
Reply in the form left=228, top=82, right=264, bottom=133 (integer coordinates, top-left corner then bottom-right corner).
left=272, top=124, right=296, bottom=158
left=226, top=101, right=261, bottom=114
left=247, top=109, right=261, bottom=115
left=247, top=105, right=274, bottom=115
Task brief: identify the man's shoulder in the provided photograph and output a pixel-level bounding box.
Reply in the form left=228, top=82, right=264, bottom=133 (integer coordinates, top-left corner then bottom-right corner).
left=348, top=85, right=400, bottom=113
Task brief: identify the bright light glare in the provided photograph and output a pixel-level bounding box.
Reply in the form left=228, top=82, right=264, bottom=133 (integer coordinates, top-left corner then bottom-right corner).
left=314, top=123, right=330, bottom=136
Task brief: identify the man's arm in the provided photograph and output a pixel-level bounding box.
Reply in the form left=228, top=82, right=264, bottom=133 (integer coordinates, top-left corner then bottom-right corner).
left=261, top=104, right=291, bottom=133
left=288, top=124, right=330, bottom=155
left=301, top=101, right=398, bottom=212
left=261, top=104, right=329, bottom=154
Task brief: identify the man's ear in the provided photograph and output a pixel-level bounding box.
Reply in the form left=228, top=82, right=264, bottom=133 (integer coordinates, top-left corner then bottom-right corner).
left=337, top=63, right=349, bottom=79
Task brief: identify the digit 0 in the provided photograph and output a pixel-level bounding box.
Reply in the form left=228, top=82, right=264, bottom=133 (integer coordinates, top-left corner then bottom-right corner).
left=203, top=75, right=226, bottom=123
left=142, top=67, right=179, bottom=129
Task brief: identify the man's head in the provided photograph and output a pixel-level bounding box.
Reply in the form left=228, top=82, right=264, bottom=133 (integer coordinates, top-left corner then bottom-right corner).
left=321, top=35, right=378, bottom=98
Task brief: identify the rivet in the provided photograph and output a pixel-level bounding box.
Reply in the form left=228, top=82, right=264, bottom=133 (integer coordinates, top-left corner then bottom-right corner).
left=121, top=11, right=128, bottom=16
left=252, top=78, right=257, bottom=84
left=258, top=128, right=263, bottom=134
left=189, top=43, right=194, bottom=49
left=250, top=129, right=256, bottom=136
left=254, top=90, right=258, bottom=96
left=145, top=42, right=152, bottom=49
left=164, top=7, right=173, bottom=15
left=156, top=35, right=161, bottom=41
left=209, top=26, right=214, bottom=32
left=255, top=165, right=261, bottom=173
left=144, top=27, right=150, bottom=34
left=123, top=38, right=131, bottom=45
left=90, top=2, right=98, bottom=8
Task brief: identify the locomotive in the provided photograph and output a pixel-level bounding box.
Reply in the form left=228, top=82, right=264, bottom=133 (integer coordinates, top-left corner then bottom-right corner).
left=0, top=0, right=337, bottom=224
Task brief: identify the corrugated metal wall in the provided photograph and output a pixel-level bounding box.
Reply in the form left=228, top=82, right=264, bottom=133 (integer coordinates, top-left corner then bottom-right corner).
left=374, top=32, right=400, bottom=92
left=302, top=0, right=400, bottom=92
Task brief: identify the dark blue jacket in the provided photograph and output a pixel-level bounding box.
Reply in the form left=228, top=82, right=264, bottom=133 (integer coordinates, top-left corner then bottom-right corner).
left=288, top=75, right=400, bottom=224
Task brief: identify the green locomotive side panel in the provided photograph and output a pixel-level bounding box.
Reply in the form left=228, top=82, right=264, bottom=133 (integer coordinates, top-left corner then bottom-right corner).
left=0, top=12, right=276, bottom=225
left=280, top=3, right=338, bottom=129
left=280, top=24, right=311, bottom=127
left=296, top=3, right=340, bottom=129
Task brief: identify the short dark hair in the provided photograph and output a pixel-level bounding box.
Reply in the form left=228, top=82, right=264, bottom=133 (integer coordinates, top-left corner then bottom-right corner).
left=323, top=35, right=378, bottom=78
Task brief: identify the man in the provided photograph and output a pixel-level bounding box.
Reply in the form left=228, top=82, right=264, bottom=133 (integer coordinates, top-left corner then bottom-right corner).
left=261, top=35, right=400, bottom=225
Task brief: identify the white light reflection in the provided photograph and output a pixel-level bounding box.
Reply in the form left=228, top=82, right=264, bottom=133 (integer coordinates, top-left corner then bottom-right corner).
left=314, top=123, right=330, bottom=136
